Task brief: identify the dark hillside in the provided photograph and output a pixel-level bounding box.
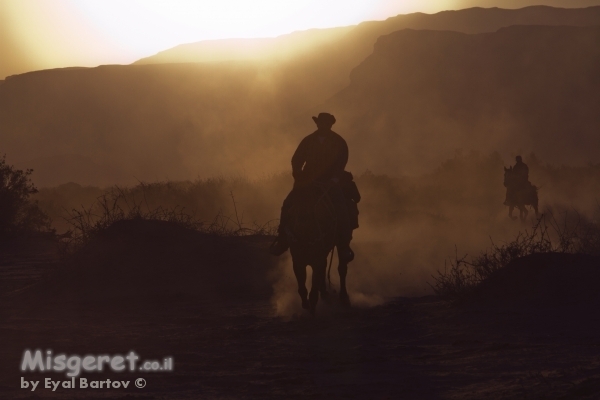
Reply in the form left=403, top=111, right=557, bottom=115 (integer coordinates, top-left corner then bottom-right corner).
left=27, top=219, right=277, bottom=306
left=137, top=6, right=600, bottom=125
left=326, top=25, right=600, bottom=173
left=472, top=252, right=600, bottom=306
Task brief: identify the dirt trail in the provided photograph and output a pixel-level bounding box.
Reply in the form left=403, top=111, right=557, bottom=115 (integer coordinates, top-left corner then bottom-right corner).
left=2, top=233, right=600, bottom=399
left=0, top=234, right=60, bottom=295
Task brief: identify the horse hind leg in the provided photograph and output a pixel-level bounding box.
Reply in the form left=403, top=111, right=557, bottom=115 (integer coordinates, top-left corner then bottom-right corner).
left=319, top=260, right=330, bottom=302
left=508, top=205, right=517, bottom=220
left=338, top=260, right=350, bottom=308
left=319, top=284, right=330, bottom=303
left=520, top=206, right=528, bottom=223
left=293, top=260, right=310, bottom=310
left=533, top=200, right=540, bottom=218
left=308, top=289, right=318, bottom=315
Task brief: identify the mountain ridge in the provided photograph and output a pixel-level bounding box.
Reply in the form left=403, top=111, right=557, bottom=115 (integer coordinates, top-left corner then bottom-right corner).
left=2, top=8, right=600, bottom=186
left=322, top=24, right=600, bottom=173
left=135, top=6, right=600, bottom=66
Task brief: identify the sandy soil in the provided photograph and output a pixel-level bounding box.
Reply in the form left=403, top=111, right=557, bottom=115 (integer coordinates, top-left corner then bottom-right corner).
left=2, top=227, right=600, bottom=399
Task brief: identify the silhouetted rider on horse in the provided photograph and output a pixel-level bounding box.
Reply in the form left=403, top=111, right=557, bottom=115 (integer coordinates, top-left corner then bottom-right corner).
left=504, top=155, right=539, bottom=221
left=270, top=112, right=358, bottom=261
left=504, top=155, right=529, bottom=206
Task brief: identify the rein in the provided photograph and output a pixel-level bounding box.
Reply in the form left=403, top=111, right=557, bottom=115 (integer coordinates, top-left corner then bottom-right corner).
left=327, top=245, right=335, bottom=291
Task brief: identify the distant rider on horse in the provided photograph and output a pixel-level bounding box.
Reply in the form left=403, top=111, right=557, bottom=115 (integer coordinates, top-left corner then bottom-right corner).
left=504, top=155, right=530, bottom=206
left=270, top=112, right=358, bottom=261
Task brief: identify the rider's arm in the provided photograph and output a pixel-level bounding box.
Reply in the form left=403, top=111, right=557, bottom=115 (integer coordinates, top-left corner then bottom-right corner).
left=350, top=182, right=361, bottom=203
left=291, top=137, right=309, bottom=180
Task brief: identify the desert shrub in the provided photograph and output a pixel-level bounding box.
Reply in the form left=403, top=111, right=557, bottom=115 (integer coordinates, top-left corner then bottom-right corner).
left=430, top=211, right=600, bottom=300
left=544, top=206, right=600, bottom=256
left=0, top=156, right=51, bottom=236
left=34, top=174, right=288, bottom=235
left=35, top=152, right=600, bottom=236
left=430, top=218, right=551, bottom=299
left=62, top=185, right=277, bottom=253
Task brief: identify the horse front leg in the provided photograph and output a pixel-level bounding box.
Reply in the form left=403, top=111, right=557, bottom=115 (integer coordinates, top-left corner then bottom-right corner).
left=292, top=260, right=310, bottom=311
left=338, top=259, right=350, bottom=308
left=309, top=259, right=327, bottom=315
left=508, top=205, right=517, bottom=220
left=520, top=206, right=528, bottom=222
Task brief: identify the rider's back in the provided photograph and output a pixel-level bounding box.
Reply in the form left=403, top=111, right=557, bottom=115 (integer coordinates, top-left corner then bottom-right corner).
left=292, top=130, right=348, bottom=187
left=513, top=162, right=529, bottom=185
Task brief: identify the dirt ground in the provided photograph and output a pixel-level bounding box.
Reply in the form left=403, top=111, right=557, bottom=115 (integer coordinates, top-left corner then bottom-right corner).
left=2, top=230, right=600, bottom=400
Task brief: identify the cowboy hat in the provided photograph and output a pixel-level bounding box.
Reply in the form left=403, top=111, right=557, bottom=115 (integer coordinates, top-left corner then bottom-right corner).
left=312, top=112, right=336, bottom=125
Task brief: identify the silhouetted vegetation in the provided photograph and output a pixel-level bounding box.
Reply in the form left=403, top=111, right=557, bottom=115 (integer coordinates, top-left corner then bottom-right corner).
left=60, top=184, right=278, bottom=254
left=29, top=152, right=600, bottom=298
left=431, top=210, right=600, bottom=300
left=0, top=156, right=51, bottom=237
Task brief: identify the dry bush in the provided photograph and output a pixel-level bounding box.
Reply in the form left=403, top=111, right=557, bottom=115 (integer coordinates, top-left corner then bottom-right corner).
left=37, top=151, right=600, bottom=236
left=32, top=152, right=600, bottom=298
left=0, top=156, right=51, bottom=237
left=61, top=185, right=277, bottom=254
left=430, top=209, right=600, bottom=300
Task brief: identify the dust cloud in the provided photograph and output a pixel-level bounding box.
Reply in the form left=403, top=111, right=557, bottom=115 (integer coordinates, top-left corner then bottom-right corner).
left=31, top=150, right=600, bottom=316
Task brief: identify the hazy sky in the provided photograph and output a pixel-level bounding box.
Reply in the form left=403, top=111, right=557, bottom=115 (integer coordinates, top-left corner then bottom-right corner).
left=2, top=0, right=600, bottom=79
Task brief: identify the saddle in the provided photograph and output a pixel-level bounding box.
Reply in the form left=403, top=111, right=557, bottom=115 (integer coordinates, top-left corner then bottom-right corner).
left=286, top=182, right=337, bottom=247
left=506, top=181, right=537, bottom=206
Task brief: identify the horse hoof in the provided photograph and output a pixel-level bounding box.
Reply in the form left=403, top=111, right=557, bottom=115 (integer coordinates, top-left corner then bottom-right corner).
left=309, top=299, right=317, bottom=315
left=309, top=293, right=319, bottom=315
left=340, top=292, right=351, bottom=308
left=301, top=299, right=310, bottom=310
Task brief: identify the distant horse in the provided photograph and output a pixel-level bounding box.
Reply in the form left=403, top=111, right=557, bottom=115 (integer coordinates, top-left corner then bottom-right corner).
left=503, top=166, right=539, bottom=221
left=285, top=182, right=351, bottom=315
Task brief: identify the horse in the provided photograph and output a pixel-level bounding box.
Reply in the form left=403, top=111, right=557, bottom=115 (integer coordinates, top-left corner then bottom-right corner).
left=284, top=182, right=351, bottom=315
left=503, top=166, right=539, bottom=222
